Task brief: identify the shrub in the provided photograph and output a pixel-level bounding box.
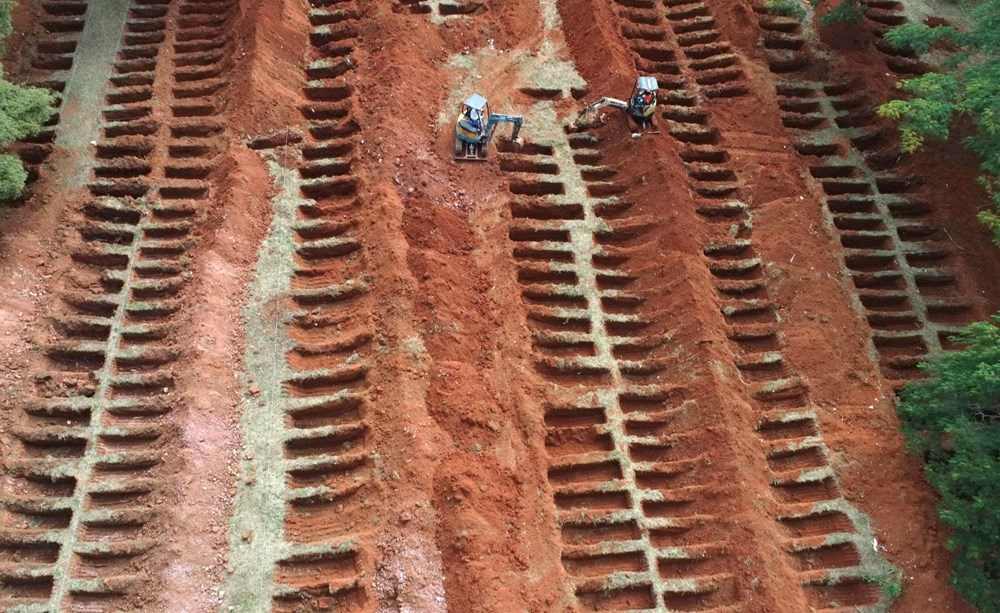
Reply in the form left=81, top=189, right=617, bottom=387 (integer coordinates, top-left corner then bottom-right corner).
left=810, top=0, right=867, bottom=25
left=0, top=153, right=27, bottom=200
left=0, top=0, right=12, bottom=42
left=0, top=0, right=56, bottom=201
left=766, top=0, right=807, bottom=22
left=897, top=316, right=1000, bottom=611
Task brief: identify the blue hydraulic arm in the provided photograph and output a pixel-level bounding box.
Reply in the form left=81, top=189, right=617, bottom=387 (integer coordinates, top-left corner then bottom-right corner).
left=485, top=113, right=523, bottom=142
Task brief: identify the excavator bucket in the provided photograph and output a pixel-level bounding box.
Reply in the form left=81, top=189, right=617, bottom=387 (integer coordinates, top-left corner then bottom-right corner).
left=570, top=106, right=600, bottom=131
left=571, top=97, right=628, bottom=130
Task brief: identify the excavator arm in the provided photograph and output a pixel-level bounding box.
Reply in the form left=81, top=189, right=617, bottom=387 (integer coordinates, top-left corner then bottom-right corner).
left=455, top=112, right=524, bottom=161
left=572, top=97, right=629, bottom=128
left=582, top=97, right=630, bottom=113
left=487, top=113, right=524, bottom=142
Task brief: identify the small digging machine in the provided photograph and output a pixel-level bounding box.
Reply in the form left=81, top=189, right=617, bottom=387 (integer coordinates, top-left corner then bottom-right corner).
left=454, top=93, right=523, bottom=161
left=572, top=76, right=660, bottom=135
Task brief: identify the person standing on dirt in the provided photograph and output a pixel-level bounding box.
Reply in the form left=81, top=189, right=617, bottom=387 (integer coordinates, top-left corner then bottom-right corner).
left=628, top=89, right=656, bottom=138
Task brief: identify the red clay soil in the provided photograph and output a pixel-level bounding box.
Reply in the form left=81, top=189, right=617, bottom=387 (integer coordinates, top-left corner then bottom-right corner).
left=3, top=0, right=37, bottom=76
left=222, top=0, right=569, bottom=609
left=154, top=142, right=272, bottom=611
left=1, top=0, right=998, bottom=611
left=707, top=3, right=998, bottom=611
left=225, top=0, right=312, bottom=137
left=560, top=6, right=812, bottom=608
left=561, top=0, right=994, bottom=610
left=710, top=0, right=1000, bottom=310
left=0, top=0, right=76, bottom=393
left=348, top=2, right=571, bottom=610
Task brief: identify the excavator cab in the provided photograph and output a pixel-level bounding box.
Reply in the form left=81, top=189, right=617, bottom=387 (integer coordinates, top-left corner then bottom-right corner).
left=629, top=76, right=658, bottom=118
left=456, top=94, right=490, bottom=141
left=455, top=93, right=523, bottom=162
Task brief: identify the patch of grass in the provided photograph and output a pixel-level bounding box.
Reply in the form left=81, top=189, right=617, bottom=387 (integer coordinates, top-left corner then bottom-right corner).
left=220, top=155, right=300, bottom=611
left=861, top=570, right=904, bottom=601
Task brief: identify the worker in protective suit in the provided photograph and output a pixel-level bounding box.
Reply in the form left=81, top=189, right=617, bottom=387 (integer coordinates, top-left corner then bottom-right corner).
left=627, top=89, right=656, bottom=138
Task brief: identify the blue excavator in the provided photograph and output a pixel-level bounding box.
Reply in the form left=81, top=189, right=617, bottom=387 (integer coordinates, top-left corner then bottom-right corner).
left=454, top=93, right=523, bottom=161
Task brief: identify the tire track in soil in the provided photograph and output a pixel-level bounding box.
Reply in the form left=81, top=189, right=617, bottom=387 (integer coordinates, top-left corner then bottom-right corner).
left=223, top=2, right=383, bottom=611
left=595, top=0, right=901, bottom=608
left=747, top=1, right=978, bottom=382
left=0, top=0, right=237, bottom=609
left=499, top=107, right=749, bottom=610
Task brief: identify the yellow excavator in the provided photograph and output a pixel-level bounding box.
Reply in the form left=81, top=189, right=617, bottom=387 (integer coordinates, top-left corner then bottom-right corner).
left=572, top=76, right=659, bottom=137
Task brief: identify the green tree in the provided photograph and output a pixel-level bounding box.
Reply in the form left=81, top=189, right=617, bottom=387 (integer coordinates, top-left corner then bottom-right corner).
left=0, top=0, right=12, bottom=41
left=0, top=0, right=55, bottom=201
left=876, top=1, right=1000, bottom=245
left=766, top=0, right=863, bottom=27
left=810, top=0, right=867, bottom=25
left=898, top=316, right=1000, bottom=612
left=766, top=0, right=807, bottom=22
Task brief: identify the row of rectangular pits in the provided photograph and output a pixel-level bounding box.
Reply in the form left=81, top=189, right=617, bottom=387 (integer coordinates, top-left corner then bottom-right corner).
left=545, top=390, right=741, bottom=611
left=88, top=0, right=166, bottom=199
left=1, top=1, right=239, bottom=609
left=501, top=139, right=675, bottom=384
left=748, top=0, right=924, bottom=76
left=599, top=4, right=892, bottom=606
left=616, top=0, right=816, bottom=429
left=2, top=195, right=195, bottom=611
left=775, top=81, right=972, bottom=377
left=269, top=2, right=371, bottom=611
left=611, top=0, right=694, bottom=100
left=498, top=124, right=742, bottom=609
left=9, top=0, right=96, bottom=197
left=777, top=80, right=962, bottom=352
left=859, top=0, right=926, bottom=75
left=661, top=0, right=748, bottom=98
left=393, top=0, right=486, bottom=17
left=749, top=1, right=809, bottom=74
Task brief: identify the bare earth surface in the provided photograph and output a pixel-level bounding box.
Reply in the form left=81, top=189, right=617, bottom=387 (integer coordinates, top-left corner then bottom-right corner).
left=1, top=0, right=997, bottom=611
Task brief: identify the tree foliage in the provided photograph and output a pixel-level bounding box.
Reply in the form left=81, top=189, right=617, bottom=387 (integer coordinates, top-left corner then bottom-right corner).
left=0, top=80, right=54, bottom=144
left=766, top=0, right=807, bottom=22
left=876, top=1, right=1000, bottom=245
left=0, top=152, right=26, bottom=200
left=898, top=316, right=1000, bottom=612
left=0, top=0, right=55, bottom=202
left=0, top=0, right=12, bottom=44
left=810, top=0, right=867, bottom=25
